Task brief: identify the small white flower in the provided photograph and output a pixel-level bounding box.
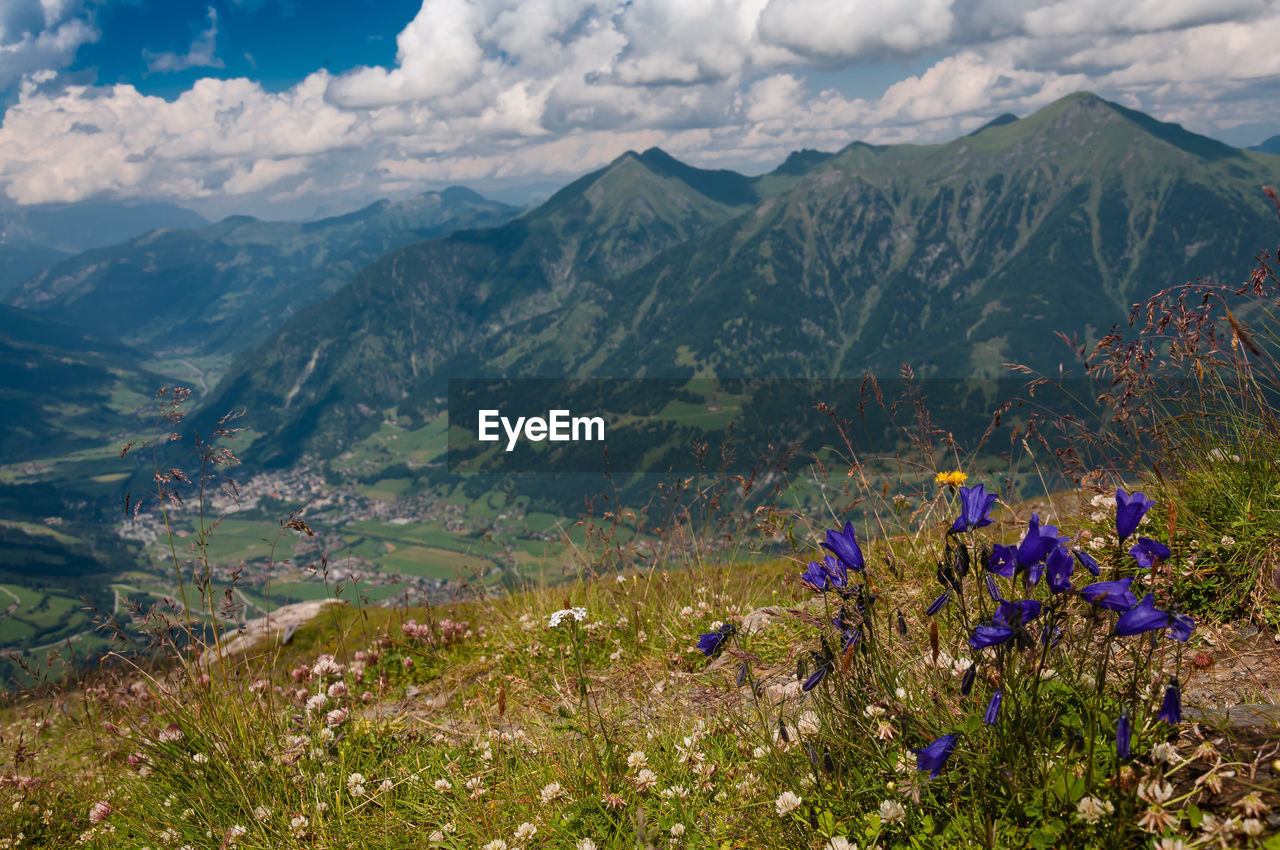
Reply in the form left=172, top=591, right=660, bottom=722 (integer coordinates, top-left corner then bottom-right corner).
left=775, top=790, right=802, bottom=816
left=634, top=768, right=658, bottom=791
left=305, top=693, right=329, bottom=714
left=514, top=822, right=537, bottom=842
left=433, top=778, right=452, bottom=792
left=825, top=839, right=857, bottom=850
left=670, top=823, right=685, bottom=837
left=191, top=753, right=208, bottom=764
left=252, top=805, right=270, bottom=821
left=1075, top=796, right=1114, bottom=824
left=482, top=841, right=508, bottom=850
left=864, top=704, right=886, bottom=718
left=540, top=781, right=564, bottom=804
left=1149, top=742, right=1179, bottom=765
left=628, top=750, right=648, bottom=770
left=797, top=711, right=820, bottom=736
left=680, top=606, right=694, bottom=617
left=1138, top=779, right=1173, bottom=806
left=577, top=840, right=598, bottom=850
left=1240, top=818, right=1264, bottom=837
left=879, top=799, right=905, bottom=824
left=1220, top=535, right=1236, bottom=547
left=548, top=607, right=588, bottom=628
left=428, top=830, right=445, bottom=843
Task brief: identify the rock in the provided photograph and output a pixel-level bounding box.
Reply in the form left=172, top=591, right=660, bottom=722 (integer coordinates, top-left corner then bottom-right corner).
left=1185, top=703, right=1280, bottom=728
left=741, top=606, right=780, bottom=634
left=200, top=599, right=346, bottom=665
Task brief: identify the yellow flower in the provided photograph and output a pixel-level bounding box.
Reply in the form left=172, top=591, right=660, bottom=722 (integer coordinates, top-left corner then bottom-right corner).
left=935, top=471, right=967, bottom=486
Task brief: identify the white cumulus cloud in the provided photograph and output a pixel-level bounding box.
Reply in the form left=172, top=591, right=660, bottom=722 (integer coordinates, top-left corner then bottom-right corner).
left=0, top=0, right=1277, bottom=212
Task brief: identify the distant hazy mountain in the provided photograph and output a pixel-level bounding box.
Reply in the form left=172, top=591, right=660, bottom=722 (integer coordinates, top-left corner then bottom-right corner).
left=1249, top=135, right=1280, bottom=155
left=194, top=93, right=1280, bottom=468
left=0, top=304, right=166, bottom=462
left=0, top=199, right=207, bottom=296
left=6, top=188, right=518, bottom=358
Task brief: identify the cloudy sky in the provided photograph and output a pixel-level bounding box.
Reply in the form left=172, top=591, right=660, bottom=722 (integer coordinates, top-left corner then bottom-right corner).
left=1, top=0, right=1278, bottom=219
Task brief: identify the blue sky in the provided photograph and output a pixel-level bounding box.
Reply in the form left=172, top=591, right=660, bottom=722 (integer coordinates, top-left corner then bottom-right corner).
left=1, top=0, right=1278, bottom=219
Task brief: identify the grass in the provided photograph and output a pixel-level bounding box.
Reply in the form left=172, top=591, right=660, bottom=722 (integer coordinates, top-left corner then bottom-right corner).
left=3, top=234, right=1280, bottom=849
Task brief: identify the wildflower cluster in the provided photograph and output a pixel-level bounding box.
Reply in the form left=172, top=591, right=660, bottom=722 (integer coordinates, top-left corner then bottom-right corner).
left=707, top=481, right=1207, bottom=843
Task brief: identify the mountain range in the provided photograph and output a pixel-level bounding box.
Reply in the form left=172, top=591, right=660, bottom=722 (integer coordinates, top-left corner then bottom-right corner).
left=184, top=92, right=1280, bottom=468
left=0, top=199, right=207, bottom=297
left=5, top=188, right=518, bottom=358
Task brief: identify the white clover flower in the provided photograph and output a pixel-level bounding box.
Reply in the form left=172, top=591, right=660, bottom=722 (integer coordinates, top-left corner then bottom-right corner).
left=670, top=823, right=685, bottom=837
left=1235, top=792, right=1268, bottom=817
left=826, top=839, right=857, bottom=850
left=1075, top=796, right=1114, bottom=824
left=305, top=693, right=329, bottom=715
left=1221, top=535, right=1236, bottom=547
left=633, top=768, right=658, bottom=791
left=428, top=830, right=445, bottom=843
left=775, top=791, right=802, bottom=816
left=540, top=781, right=564, bottom=804
left=379, top=779, right=393, bottom=794
left=879, top=799, right=905, bottom=824
left=548, top=607, right=588, bottom=628
left=514, top=822, right=537, bottom=842
left=1149, top=742, right=1179, bottom=765
left=482, top=841, right=508, bottom=850
left=797, top=711, right=820, bottom=736
left=252, top=805, right=270, bottom=821
left=191, top=753, right=209, bottom=764
left=1240, top=818, right=1264, bottom=837
left=433, top=778, right=452, bottom=792
left=627, top=750, right=648, bottom=770
left=347, top=773, right=367, bottom=796
left=577, top=840, right=598, bottom=850
left=311, top=655, right=344, bottom=678
left=1153, top=839, right=1187, bottom=850
left=1138, top=779, right=1173, bottom=806
left=680, top=606, right=694, bottom=617
left=325, top=708, right=349, bottom=727
left=864, top=704, right=886, bottom=718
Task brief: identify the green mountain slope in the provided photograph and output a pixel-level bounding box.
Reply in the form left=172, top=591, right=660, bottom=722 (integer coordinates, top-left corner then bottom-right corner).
left=0, top=305, right=166, bottom=463
left=198, top=93, right=1280, bottom=467
left=5, top=188, right=518, bottom=357
left=197, top=151, right=762, bottom=464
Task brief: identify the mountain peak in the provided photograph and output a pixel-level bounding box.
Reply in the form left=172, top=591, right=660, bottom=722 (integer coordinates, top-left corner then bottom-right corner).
left=967, top=113, right=1019, bottom=136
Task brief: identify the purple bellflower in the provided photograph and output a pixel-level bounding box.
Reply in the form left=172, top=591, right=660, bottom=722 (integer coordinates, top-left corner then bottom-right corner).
left=984, top=574, right=1003, bottom=602
left=926, top=590, right=951, bottom=617
left=969, top=624, right=1015, bottom=650
left=1073, top=548, right=1102, bottom=576
left=1115, top=489, right=1154, bottom=543
left=822, top=521, right=865, bottom=573
left=987, top=544, right=1017, bottom=578
left=1117, top=712, right=1132, bottom=760
left=1115, top=594, right=1194, bottom=641
left=696, top=623, right=736, bottom=657
left=1045, top=546, right=1074, bottom=594
left=913, top=733, right=957, bottom=779
left=1157, top=679, right=1182, bottom=724
left=950, top=484, right=997, bottom=534
left=1129, top=537, right=1172, bottom=569
left=801, top=554, right=847, bottom=592
left=984, top=691, right=1003, bottom=726
left=1080, top=578, right=1139, bottom=612
left=1016, top=513, right=1064, bottom=578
